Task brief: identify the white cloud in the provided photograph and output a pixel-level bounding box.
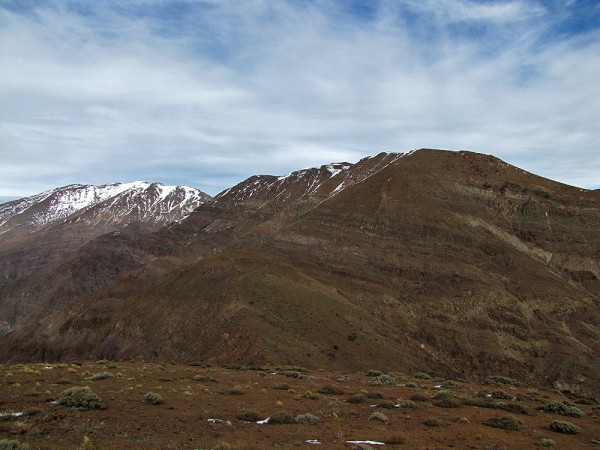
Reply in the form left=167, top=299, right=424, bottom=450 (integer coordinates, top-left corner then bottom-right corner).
left=0, top=0, right=599, bottom=197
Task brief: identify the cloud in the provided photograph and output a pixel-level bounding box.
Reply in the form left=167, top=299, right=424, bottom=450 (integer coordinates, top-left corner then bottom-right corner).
left=0, top=0, right=599, bottom=197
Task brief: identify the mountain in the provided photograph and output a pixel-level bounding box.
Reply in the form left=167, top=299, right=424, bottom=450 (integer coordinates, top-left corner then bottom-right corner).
left=0, top=181, right=210, bottom=239
left=1, top=149, right=599, bottom=399
left=0, top=182, right=210, bottom=332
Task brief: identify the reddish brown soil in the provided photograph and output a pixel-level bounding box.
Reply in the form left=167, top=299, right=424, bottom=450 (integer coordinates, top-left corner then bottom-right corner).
left=1, top=361, right=599, bottom=449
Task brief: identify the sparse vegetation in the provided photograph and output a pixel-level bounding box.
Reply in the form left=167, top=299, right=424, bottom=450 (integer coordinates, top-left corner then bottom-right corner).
left=481, top=415, right=525, bottom=431
left=273, top=383, right=290, bottom=390
left=0, top=439, right=30, bottom=450
left=490, top=390, right=513, bottom=400
left=414, top=372, right=433, bottom=380
left=347, top=394, right=366, bottom=404
left=376, top=400, right=396, bottom=409
left=294, top=413, right=319, bottom=425
left=385, top=434, right=406, bottom=445
left=284, top=371, right=300, bottom=378
left=424, top=417, right=442, bottom=427
left=90, top=372, right=114, bottom=381
left=549, top=420, right=580, bottom=434
left=539, top=401, right=584, bottom=418
left=267, top=411, right=295, bottom=424
left=142, top=392, right=163, bottom=405
left=236, top=410, right=263, bottom=422
left=409, top=393, right=429, bottom=402
left=395, top=399, right=418, bottom=409
left=318, top=384, right=344, bottom=395
left=483, top=375, right=522, bottom=387
left=539, top=437, right=555, bottom=447
left=440, top=380, right=463, bottom=389
left=366, top=391, right=384, bottom=399
left=367, top=369, right=383, bottom=377
left=57, top=386, right=105, bottom=410
left=368, top=411, right=389, bottom=423
left=222, top=385, right=245, bottom=395
left=369, top=374, right=397, bottom=386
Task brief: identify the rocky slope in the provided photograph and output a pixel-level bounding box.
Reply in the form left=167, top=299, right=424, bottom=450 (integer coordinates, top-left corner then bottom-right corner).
left=0, top=149, right=599, bottom=398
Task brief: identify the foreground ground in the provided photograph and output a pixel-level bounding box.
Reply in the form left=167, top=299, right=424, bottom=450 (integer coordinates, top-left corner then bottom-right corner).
left=1, top=361, right=599, bottom=449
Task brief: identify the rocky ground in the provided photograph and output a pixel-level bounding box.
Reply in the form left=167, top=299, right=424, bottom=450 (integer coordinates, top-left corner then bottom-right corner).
left=1, top=361, right=599, bottom=449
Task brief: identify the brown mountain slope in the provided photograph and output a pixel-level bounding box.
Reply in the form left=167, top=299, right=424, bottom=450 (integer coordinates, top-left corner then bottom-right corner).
left=1, top=149, right=599, bottom=398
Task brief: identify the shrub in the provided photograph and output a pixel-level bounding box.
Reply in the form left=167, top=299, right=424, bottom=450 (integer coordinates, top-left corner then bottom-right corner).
left=268, top=411, right=295, bottom=424
left=404, top=382, right=418, bottom=388
left=57, top=386, right=105, bottom=410
left=481, top=415, right=524, bottom=431
left=236, top=410, right=263, bottom=422
left=433, top=397, right=462, bottom=408
left=368, top=411, right=389, bottom=423
left=284, top=371, right=300, bottom=378
left=410, top=393, right=429, bottom=402
left=191, top=375, right=218, bottom=383
left=395, top=400, right=418, bottom=410
left=347, top=394, right=366, bottom=404
left=549, top=420, right=580, bottom=434
left=367, top=369, right=383, bottom=377
left=90, top=372, right=113, bottom=381
left=497, top=402, right=536, bottom=416
left=483, top=375, right=522, bottom=387
left=490, top=390, right=513, bottom=400
left=223, top=386, right=245, bottom=395
left=295, top=413, right=319, bottom=425
left=318, top=384, right=344, bottom=395
left=540, top=437, right=555, bottom=447
left=303, top=391, right=320, bottom=400
left=366, top=391, right=384, bottom=399
left=440, top=380, right=463, bottom=389
left=0, top=439, right=30, bottom=450
left=424, top=417, right=442, bottom=427
left=273, top=383, right=290, bottom=390
left=369, top=374, right=397, bottom=386
left=539, top=401, right=584, bottom=418
left=414, top=372, right=433, bottom=380
left=385, top=434, right=406, bottom=445
left=142, top=392, right=163, bottom=405
left=376, top=401, right=396, bottom=409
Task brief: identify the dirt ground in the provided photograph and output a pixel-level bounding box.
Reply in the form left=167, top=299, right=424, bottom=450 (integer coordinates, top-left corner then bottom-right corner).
left=1, top=361, right=599, bottom=449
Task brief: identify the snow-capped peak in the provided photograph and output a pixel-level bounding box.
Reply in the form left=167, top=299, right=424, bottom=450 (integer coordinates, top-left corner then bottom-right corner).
left=0, top=182, right=211, bottom=235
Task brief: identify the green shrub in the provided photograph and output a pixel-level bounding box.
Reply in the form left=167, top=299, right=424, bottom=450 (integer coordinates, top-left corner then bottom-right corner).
left=369, top=374, right=397, bottom=386
left=490, top=390, right=513, bottom=400
left=295, top=413, right=319, bottom=425
left=222, top=385, right=245, bottom=395
left=368, top=411, right=389, bottom=423
left=481, top=415, right=524, bottom=431
left=268, top=411, right=295, bottom=424
left=284, top=371, right=300, bottom=378
left=409, top=393, right=429, bottom=402
left=483, top=375, right=522, bottom=387
left=376, top=401, right=396, bottom=409
left=90, top=372, right=113, bottom=381
left=414, top=372, right=433, bottom=380
left=440, top=380, right=463, bottom=389
left=395, top=400, right=418, bottom=410
left=366, top=391, right=384, bottom=399
left=385, top=434, right=406, bottom=445
left=236, top=410, right=263, bottom=422
left=347, top=394, right=366, bottom=404
left=0, top=439, right=30, bottom=450
left=539, top=437, right=555, bottom=447
left=434, top=397, right=462, bottom=408
left=57, top=386, right=105, bottom=410
left=318, top=384, right=344, bottom=395
left=539, top=401, right=584, bottom=418
left=549, top=420, right=580, bottom=434
left=497, top=402, right=536, bottom=416
left=142, top=392, right=163, bottom=405
left=424, top=417, right=442, bottom=427
left=367, top=369, right=383, bottom=377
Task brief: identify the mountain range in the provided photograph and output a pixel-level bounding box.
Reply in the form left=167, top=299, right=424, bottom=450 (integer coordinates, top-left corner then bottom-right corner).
left=0, top=149, right=598, bottom=398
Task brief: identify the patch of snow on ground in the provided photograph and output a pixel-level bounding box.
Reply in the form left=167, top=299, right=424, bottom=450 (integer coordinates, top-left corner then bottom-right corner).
left=347, top=440, right=385, bottom=445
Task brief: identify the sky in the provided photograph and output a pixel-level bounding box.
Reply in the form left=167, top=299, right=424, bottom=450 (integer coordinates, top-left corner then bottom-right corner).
left=1, top=0, right=599, bottom=198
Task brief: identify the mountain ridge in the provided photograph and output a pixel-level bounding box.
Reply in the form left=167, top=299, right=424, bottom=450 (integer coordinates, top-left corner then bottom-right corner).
left=1, top=149, right=599, bottom=399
